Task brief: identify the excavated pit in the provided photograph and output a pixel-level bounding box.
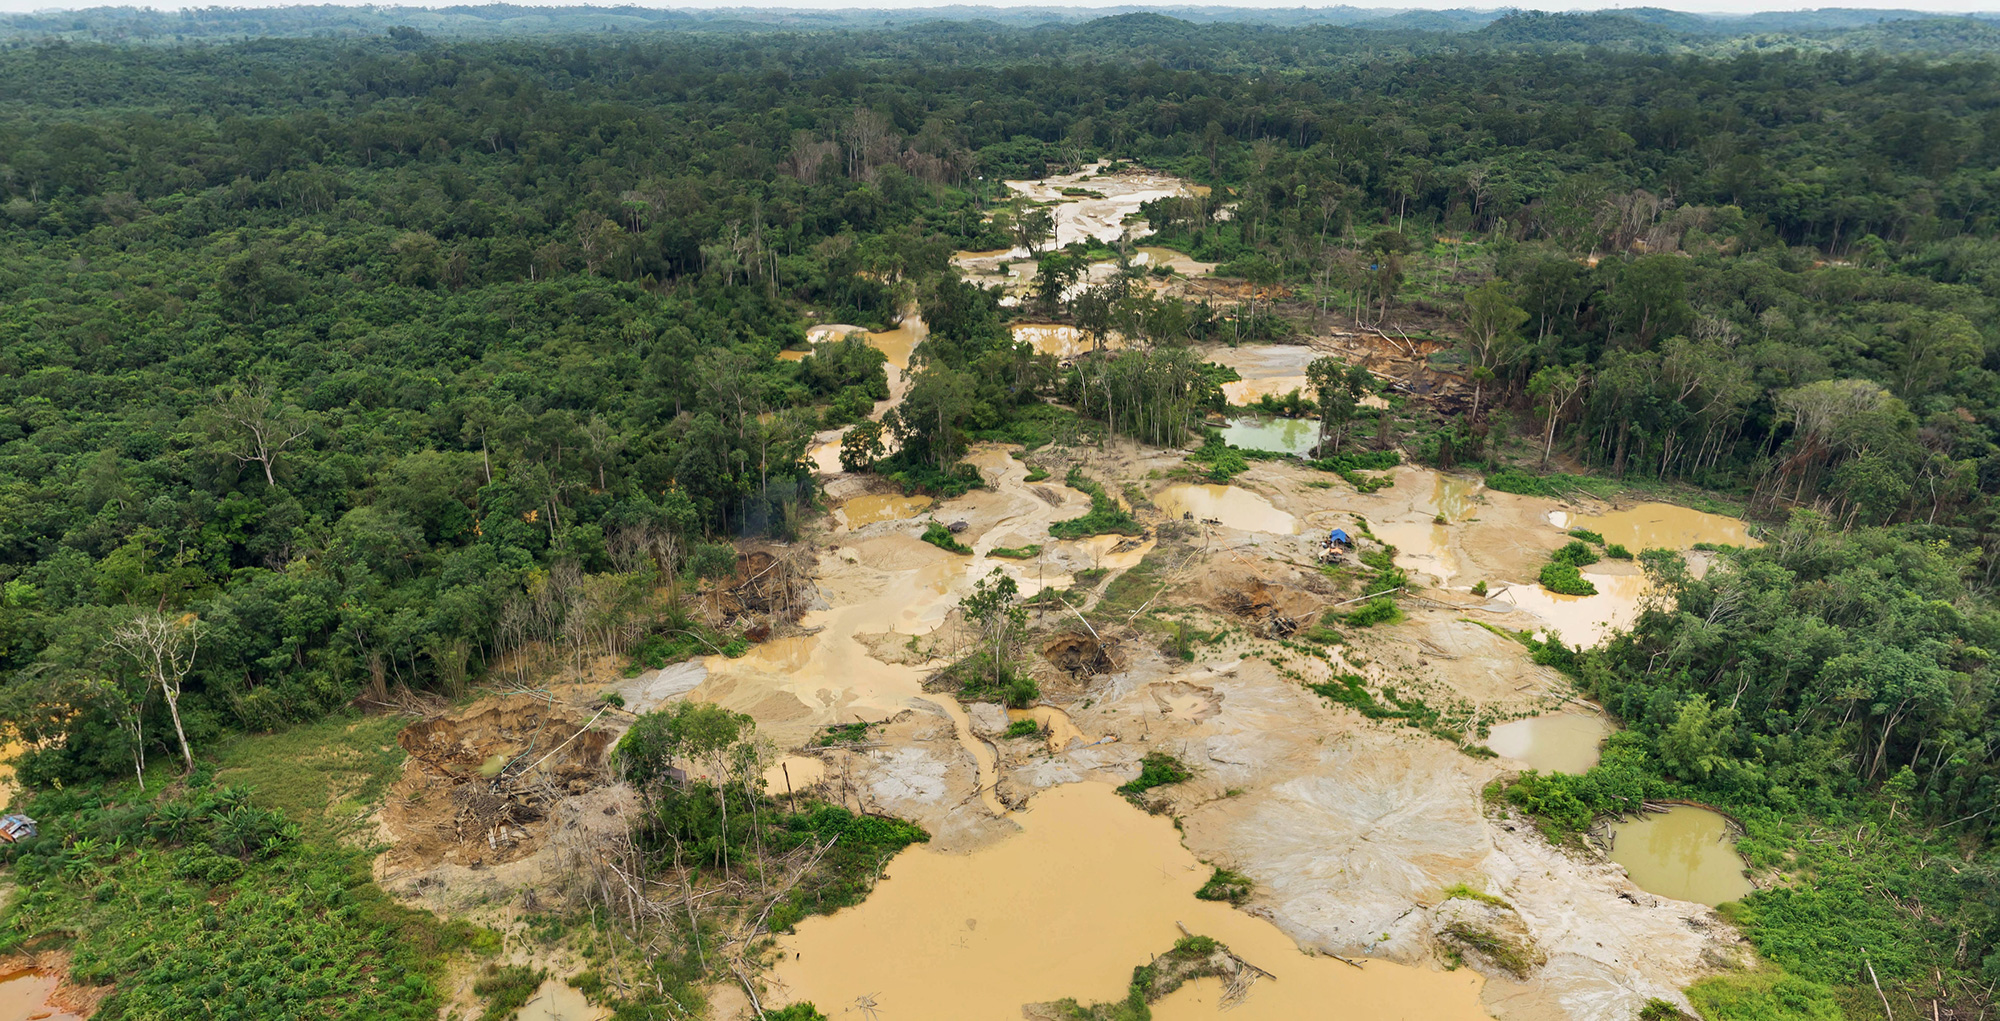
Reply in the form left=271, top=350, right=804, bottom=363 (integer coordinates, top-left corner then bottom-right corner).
left=1042, top=632, right=1120, bottom=679
left=382, top=695, right=615, bottom=871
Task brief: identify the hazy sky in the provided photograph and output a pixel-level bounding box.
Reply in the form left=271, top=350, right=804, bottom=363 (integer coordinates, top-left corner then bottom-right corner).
left=3, top=0, right=1998, bottom=17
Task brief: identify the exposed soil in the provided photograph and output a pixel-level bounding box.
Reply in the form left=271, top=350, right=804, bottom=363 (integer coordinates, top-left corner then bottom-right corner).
left=379, top=693, right=616, bottom=873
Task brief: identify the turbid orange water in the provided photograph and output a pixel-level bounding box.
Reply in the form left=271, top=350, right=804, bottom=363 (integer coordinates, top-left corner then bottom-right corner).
left=1497, top=571, right=1648, bottom=649
left=1569, top=503, right=1757, bottom=551
left=1007, top=704, right=1099, bottom=753
left=767, top=783, right=1487, bottom=1021
left=834, top=493, right=933, bottom=527
left=1484, top=713, right=1613, bottom=774
left=1153, top=484, right=1298, bottom=534
left=0, top=970, right=78, bottom=1021
left=1608, top=807, right=1752, bottom=907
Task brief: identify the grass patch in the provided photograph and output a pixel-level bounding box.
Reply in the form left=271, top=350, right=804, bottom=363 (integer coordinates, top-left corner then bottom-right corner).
left=1605, top=543, right=1633, bottom=559
left=211, top=713, right=408, bottom=842
left=1341, top=596, right=1403, bottom=628
left=991, top=544, right=1043, bottom=559
left=1440, top=882, right=1510, bottom=908
left=1117, top=752, right=1193, bottom=797
left=0, top=778, right=483, bottom=1021
left=932, top=650, right=1040, bottom=708
left=922, top=521, right=974, bottom=554
left=1002, top=718, right=1043, bottom=739
left=1439, top=922, right=1539, bottom=978
left=1685, top=967, right=1843, bottom=1021
left=814, top=722, right=875, bottom=746
left=1307, top=450, right=1400, bottom=493
left=475, top=964, right=547, bottom=1021
left=1186, top=435, right=1250, bottom=481
left=1196, top=867, right=1254, bottom=904
left=1049, top=468, right=1144, bottom=538
left=1566, top=527, right=1605, bottom=544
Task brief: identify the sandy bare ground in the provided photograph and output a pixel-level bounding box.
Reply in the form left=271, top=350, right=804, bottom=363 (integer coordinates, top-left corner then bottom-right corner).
left=365, top=428, right=1751, bottom=1021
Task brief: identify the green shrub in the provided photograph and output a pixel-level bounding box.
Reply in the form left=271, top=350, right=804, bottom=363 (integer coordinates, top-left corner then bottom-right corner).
left=1342, top=596, right=1403, bottom=627
left=1195, top=867, right=1254, bottom=903
left=1049, top=468, right=1144, bottom=538
left=1550, top=539, right=1599, bottom=566
left=1118, top=752, right=1194, bottom=796
left=1566, top=528, right=1606, bottom=545
left=1003, top=718, right=1043, bottom=739
left=1187, top=435, right=1250, bottom=481
left=922, top=522, right=973, bottom=554
left=1538, top=561, right=1597, bottom=596
left=1470, top=580, right=1488, bottom=597
left=991, top=544, right=1043, bottom=559
left=1605, top=543, right=1632, bottom=560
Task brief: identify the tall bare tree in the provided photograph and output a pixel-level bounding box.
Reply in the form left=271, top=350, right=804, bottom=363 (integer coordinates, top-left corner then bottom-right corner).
left=106, top=611, right=206, bottom=771
left=213, top=381, right=313, bottom=487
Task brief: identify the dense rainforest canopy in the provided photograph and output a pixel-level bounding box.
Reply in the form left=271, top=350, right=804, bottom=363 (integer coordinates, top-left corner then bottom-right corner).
left=5, top=13, right=2000, bottom=1017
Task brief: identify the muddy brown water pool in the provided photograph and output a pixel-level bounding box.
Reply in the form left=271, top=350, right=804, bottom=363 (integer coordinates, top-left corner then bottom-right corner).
left=1554, top=502, right=1757, bottom=551
left=1154, top=484, right=1298, bottom=534
left=835, top=493, right=933, bottom=527
left=1497, top=571, right=1648, bottom=649
left=0, top=970, right=76, bottom=1021
left=769, top=783, right=1487, bottom=1020
left=1484, top=713, right=1613, bottom=774
left=1607, top=806, right=1753, bottom=907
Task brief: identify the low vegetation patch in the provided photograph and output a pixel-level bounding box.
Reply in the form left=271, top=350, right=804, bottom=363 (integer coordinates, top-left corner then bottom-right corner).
left=0, top=776, right=482, bottom=1021
left=1002, top=718, right=1043, bottom=739
left=1049, top=468, right=1145, bottom=538
left=1196, top=866, right=1254, bottom=904
left=990, top=544, right=1042, bottom=559
left=1537, top=539, right=1600, bottom=595
left=921, top=521, right=974, bottom=554
left=1118, top=752, right=1194, bottom=797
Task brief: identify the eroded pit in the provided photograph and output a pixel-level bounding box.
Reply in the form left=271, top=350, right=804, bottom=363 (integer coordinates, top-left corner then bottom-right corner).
left=384, top=694, right=615, bottom=870
left=1042, top=632, right=1120, bottom=679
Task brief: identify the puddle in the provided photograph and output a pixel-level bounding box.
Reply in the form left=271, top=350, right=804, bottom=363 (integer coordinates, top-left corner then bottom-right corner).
left=1078, top=533, right=1157, bottom=571
left=776, top=349, right=809, bottom=362
left=763, top=754, right=827, bottom=794
left=1154, top=484, right=1298, bottom=534
left=477, top=752, right=511, bottom=778
left=1494, top=572, right=1646, bottom=649
left=516, top=978, right=609, bottom=1021
left=1012, top=323, right=1120, bottom=360
left=806, top=435, right=843, bottom=474
left=1375, top=520, right=1458, bottom=586
left=806, top=321, right=922, bottom=372
left=1217, top=415, right=1318, bottom=455
left=769, top=783, right=1486, bottom=1021
left=835, top=493, right=933, bottom=527
left=1006, top=705, right=1098, bottom=753
left=1607, top=806, right=1752, bottom=907
left=1484, top=713, right=1613, bottom=774
left=1571, top=503, right=1757, bottom=551
left=0, top=970, right=78, bottom=1021
left=1134, top=246, right=1214, bottom=277
left=1430, top=474, right=1481, bottom=523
